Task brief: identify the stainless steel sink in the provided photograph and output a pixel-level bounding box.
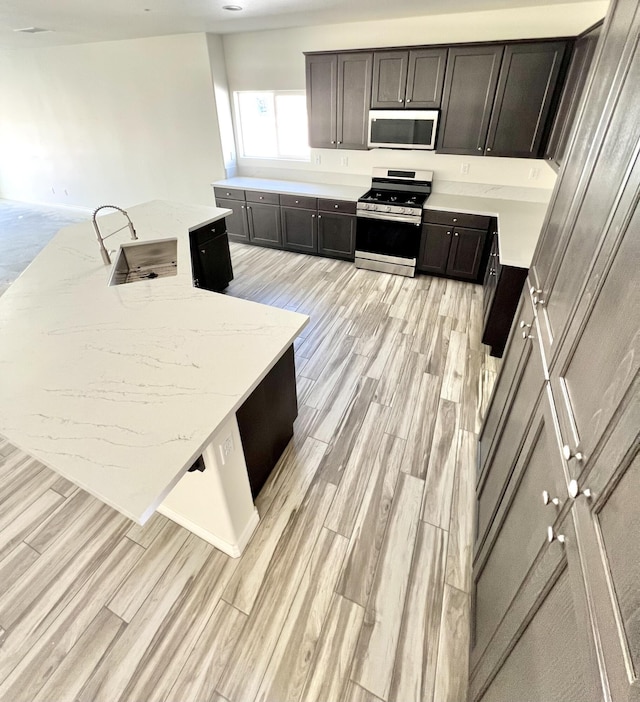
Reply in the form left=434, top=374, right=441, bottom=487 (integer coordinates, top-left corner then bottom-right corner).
left=108, top=238, right=178, bottom=286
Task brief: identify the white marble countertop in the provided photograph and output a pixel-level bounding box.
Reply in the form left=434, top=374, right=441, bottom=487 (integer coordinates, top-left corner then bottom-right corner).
left=0, top=200, right=308, bottom=523
left=213, top=176, right=550, bottom=268
left=212, top=177, right=367, bottom=202
left=424, top=193, right=550, bottom=268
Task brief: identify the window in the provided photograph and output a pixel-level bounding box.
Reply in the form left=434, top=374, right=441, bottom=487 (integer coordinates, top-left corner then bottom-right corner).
left=234, top=91, right=310, bottom=160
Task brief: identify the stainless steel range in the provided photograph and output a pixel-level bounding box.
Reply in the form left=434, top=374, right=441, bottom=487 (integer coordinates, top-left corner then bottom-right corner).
left=355, top=167, right=433, bottom=277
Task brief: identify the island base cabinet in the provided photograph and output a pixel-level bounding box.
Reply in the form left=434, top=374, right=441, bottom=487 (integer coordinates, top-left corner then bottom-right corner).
left=190, top=222, right=234, bottom=292
left=159, top=414, right=259, bottom=559
left=236, top=345, right=298, bottom=498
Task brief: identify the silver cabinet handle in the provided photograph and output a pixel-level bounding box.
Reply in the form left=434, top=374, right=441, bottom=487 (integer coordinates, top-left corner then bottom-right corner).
left=453, top=218, right=458, bottom=222
left=334, top=204, right=339, bottom=209
left=520, top=321, right=531, bottom=329
left=226, top=192, right=231, bottom=196
left=446, top=231, right=451, bottom=235
left=295, top=199, right=299, bottom=203
left=530, top=286, right=545, bottom=306
left=318, top=214, right=322, bottom=219
left=487, top=147, right=492, bottom=152
left=568, top=479, right=592, bottom=500
left=489, top=270, right=496, bottom=276
left=331, top=140, right=336, bottom=144
left=477, top=147, right=482, bottom=151
left=522, top=330, right=535, bottom=340
left=542, top=490, right=560, bottom=507
left=454, top=232, right=459, bottom=236
left=407, top=98, right=412, bottom=103
left=241, top=205, right=245, bottom=209
left=562, top=445, right=584, bottom=463
left=259, top=196, right=264, bottom=200
left=547, top=526, right=566, bottom=544
left=311, top=214, right=316, bottom=218
left=337, top=141, right=342, bottom=144
left=398, top=99, right=403, bottom=103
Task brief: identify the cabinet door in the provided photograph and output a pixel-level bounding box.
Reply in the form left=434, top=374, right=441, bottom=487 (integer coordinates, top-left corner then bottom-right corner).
left=337, top=52, right=373, bottom=150
left=437, top=45, right=504, bottom=155
left=306, top=53, right=338, bottom=148
left=568, top=395, right=640, bottom=702
left=246, top=203, right=282, bottom=248
left=371, top=50, right=408, bottom=108
left=406, top=47, right=447, bottom=108
left=486, top=42, right=567, bottom=158
left=417, top=223, right=451, bottom=274
left=547, top=190, right=640, bottom=480
left=193, top=232, right=234, bottom=292
left=470, top=511, right=601, bottom=702
left=446, top=226, right=485, bottom=280
left=215, top=198, right=249, bottom=243
left=545, top=26, right=601, bottom=168
left=281, top=207, right=317, bottom=254
left=317, top=212, right=355, bottom=260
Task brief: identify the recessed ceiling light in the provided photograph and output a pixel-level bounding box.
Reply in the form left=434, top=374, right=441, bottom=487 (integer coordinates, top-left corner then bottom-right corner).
left=222, top=5, right=243, bottom=11
left=13, top=27, right=52, bottom=34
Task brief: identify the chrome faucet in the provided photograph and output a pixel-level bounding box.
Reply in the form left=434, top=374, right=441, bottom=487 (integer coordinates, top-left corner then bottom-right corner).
left=92, top=205, right=138, bottom=265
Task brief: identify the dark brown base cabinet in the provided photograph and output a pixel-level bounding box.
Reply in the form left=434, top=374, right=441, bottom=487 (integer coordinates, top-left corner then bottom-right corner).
left=418, top=210, right=490, bottom=281
left=482, top=229, right=528, bottom=358
left=214, top=187, right=356, bottom=262
left=236, top=345, right=298, bottom=498
left=189, top=219, right=234, bottom=292
left=471, top=3, right=640, bottom=700
left=317, top=211, right=355, bottom=260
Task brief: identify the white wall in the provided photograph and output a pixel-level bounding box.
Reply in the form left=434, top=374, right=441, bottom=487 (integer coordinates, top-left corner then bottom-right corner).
left=223, top=1, right=608, bottom=192
left=0, top=33, right=227, bottom=208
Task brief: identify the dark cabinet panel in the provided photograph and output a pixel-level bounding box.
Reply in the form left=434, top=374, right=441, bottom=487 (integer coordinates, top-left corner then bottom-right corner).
left=213, top=186, right=245, bottom=202
left=215, top=198, right=249, bottom=243
left=437, top=44, right=504, bottom=155
left=406, top=48, right=447, bottom=108
left=306, top=53, right=338, bottom=148
left=246, top=190, right=280, bottom=205
left=417, top=223, right=450, bottom=274
left=337, top=52, right=373, bottom=149
left=445, top=226, right=485, bottom=279
left=190, top=219, right=233, bottom=292
left=236, top=345, right=298, bottom=498
left=372, top=47, right=448, bottom=109
left=246, top=203, right=282, bottom=248
left=545, top=25, right=601, bottom=168
left=482, top=228, right=529, bottom=358
left=306, top=51, right=372, bottom=150
left=281, top=207, right=317, bottom=254
left=317, top=212, right=355, bottom=260
left=486, top=41, right=567, bottom=158
left=371, top=51, right=408, bottom=108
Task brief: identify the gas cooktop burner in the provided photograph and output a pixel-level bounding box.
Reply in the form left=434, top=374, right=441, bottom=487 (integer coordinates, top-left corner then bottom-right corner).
left=360, top=190, right=427, bottom=207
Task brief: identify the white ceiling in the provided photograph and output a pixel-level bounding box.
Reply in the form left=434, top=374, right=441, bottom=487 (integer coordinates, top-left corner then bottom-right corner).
left=1, top=0, right=595, bottom=50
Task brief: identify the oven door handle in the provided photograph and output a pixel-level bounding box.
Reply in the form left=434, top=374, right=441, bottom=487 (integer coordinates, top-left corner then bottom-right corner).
left=356, top=209, right=422, bottom=225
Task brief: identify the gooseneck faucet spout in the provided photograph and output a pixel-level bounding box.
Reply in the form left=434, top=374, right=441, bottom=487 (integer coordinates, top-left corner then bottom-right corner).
left=92, top=205, right=138, bottom=265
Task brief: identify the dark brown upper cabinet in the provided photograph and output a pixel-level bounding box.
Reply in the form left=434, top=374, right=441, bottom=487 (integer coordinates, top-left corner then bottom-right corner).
left=306, top=52, right=373, bottom=149
left=545, top=23, right=601, bottom=169
left=438, top=41, right=568, bottom=158
left=371, top=48, right=447, bottom=108
left=486, top=41, right=568, bottom=158
left=437, top=44, right=504, bottom=155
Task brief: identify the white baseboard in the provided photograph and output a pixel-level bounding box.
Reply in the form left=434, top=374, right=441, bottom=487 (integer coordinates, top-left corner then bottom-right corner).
left=157, top=504, right=260, bottom=558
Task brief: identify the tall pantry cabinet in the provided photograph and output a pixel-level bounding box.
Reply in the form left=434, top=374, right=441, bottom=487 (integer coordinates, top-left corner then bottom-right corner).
left=471, top=1, right=640, bottom=701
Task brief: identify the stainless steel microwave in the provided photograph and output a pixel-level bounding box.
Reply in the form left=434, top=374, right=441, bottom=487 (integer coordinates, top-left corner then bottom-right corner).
left=367, top=109, right=439, bottom=150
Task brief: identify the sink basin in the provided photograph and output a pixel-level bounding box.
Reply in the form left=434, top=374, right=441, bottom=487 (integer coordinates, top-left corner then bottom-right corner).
left=108, top=238, right=178, bottom=286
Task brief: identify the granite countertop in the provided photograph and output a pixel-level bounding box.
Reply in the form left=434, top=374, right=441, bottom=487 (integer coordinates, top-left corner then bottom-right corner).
left=424, top=193, right=550, bottom=268
left=0, top=200, right=308, bottom=523
left=213, top=176, right=550, bottom=268
left=213, top=176, right=367, bottom=202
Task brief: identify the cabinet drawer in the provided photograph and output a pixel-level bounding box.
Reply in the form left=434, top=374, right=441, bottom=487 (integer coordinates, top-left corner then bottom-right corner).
left=317, top=198, right=357, bottom=215
left=190, top=217, right=227, bottom=245
left=246, top=190, right=280, bottom=205
left=214, top=187, right=245, bottom=202
left=280, top=194, right=317, bottom=210
left=423, top=209, right=491, bottom=230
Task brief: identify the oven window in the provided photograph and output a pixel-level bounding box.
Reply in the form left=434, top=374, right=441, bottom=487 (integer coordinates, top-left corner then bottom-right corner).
left=370, top=118, right=434, bottom=146
left=356, top=217, right=421, bottom=260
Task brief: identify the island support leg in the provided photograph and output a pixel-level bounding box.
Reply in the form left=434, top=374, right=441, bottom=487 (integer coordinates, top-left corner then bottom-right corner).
left=158, top=414, right=259, bottom=558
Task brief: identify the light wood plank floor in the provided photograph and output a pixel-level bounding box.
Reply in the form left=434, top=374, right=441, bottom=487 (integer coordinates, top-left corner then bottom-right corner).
left=0, top=241, right=500, bottom=702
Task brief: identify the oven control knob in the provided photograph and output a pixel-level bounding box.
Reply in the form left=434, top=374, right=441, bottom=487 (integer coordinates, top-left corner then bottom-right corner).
left=384, top=206, right=391, bottom=212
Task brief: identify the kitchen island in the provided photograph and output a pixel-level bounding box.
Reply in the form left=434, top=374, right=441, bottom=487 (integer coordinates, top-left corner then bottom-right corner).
left=0, top=200, right=308, bottom=556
